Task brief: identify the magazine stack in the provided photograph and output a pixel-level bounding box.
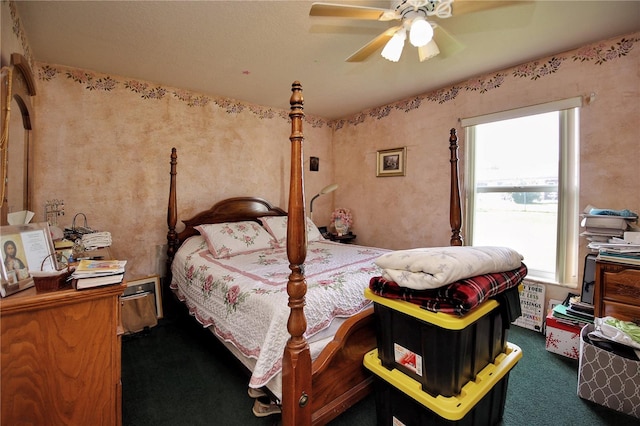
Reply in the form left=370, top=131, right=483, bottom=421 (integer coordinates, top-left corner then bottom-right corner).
left=581, top=205, right=639, bottom=265
left=71, top=259, right=126, bottom=290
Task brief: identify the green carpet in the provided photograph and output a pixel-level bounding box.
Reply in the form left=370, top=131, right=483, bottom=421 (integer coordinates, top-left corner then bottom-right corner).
left=122, top=314, right=638, bottom=425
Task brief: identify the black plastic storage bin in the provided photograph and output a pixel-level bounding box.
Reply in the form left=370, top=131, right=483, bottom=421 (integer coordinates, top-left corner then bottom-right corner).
left=365, top=288, right=509, bottom=397
left=363, top=343, right=522, bottom=426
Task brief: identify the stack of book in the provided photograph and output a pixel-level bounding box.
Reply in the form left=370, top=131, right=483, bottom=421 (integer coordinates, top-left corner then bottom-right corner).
left=552, top=295, right=594, bottom=325
left=71, top=259, right=126, bottom=290
left=580, top=214, right=635, bottom=242
left=595, top=243, right=640, bottom=266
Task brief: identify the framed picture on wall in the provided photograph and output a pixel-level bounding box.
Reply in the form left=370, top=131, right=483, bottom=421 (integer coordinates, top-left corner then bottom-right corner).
left=1, top=222, right=56, bottom=297
left=376, top=147, right=406, bottom=177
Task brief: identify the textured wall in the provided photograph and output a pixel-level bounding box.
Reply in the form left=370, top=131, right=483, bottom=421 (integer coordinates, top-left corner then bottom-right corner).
left=4, top=0, right=639, bottom=301
left=331, top=33, right=640, bottom=296
left=30, top=69, right=333, bottom=279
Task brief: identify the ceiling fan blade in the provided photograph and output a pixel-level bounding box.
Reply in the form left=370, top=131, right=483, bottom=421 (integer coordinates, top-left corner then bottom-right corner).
left=310, top=2, right=397, bottom=21
left=451, top=0, right=522, bottom=16
left=346, top=26, right=402, bottom=62
left=433, top=24, right=465, bottom=57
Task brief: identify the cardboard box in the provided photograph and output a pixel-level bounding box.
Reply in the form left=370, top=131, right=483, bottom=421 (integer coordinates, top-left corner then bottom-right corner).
left=578, top=324, right=640, bottom=418
left=545, top=312, right=584, bottom=359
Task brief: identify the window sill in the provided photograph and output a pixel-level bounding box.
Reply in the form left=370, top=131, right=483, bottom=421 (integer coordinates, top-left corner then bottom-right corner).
left=522, top=276, right=578, bottom=290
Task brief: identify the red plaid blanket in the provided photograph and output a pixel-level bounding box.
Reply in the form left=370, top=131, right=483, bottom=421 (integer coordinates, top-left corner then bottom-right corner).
left=369, top=263, right=528, bottom=316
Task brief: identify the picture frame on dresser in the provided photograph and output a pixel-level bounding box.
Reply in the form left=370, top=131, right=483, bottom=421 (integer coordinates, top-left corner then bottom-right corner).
left=0, top=223, right=56, bottom=297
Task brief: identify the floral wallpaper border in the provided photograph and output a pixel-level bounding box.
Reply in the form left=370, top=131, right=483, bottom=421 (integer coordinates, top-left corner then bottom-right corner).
left=7, top=0, right=33, bottom=70
left=36, top=63, right=316, bottom=123
left=7, top=1, right=638, bottom=131
left=333, top=36, right=639, bottom=130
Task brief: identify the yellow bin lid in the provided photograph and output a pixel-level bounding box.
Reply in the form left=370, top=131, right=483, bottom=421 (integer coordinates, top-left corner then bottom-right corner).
left=363, top=342, right=522, bottom=421
left=364, top=287, right=500, bottom=330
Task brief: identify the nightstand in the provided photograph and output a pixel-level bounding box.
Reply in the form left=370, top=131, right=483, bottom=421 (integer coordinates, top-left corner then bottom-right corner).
left=327, top=232, right=357, bottom=244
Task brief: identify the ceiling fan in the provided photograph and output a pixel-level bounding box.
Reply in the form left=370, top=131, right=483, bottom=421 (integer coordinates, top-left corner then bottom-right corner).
left=309, top=0, right=511, bottom=63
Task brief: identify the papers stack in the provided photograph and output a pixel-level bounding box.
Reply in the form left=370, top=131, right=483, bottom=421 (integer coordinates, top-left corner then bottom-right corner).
left=81, top=232, right=112, bottom=250
left=71, top=259, right=126, bottom=290
left=589, top=238, right=640, bottom=266
left=580, top=205, right=638, bottom=243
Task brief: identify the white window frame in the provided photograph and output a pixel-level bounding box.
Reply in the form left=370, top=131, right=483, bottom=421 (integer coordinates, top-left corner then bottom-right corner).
left=461, top=97, right=582, bottom=286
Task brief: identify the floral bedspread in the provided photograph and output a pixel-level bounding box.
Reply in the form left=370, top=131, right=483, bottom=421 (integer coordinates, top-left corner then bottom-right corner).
left=170, top=236, right=388, bottom=388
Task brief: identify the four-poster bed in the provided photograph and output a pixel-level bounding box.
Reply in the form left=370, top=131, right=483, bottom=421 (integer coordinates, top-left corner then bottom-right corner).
left=165, top=81, right=463, bottom=425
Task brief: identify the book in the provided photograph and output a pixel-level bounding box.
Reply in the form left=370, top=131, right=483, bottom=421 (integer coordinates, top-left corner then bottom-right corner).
left=72, top=260, right=126, bottom=279
left=74, top=273, right=124, bottom=290
left=581, top=215, right=631, bottom=230
left=565, top=300, right=594, bottom=321
left=552, top=303, right=593, bottom=324
left=581, top=228, right=625, bottom=238
left=568, top=301, right=594, bottom=315
left=75, top=259, right=126, bottom=273
left=590, top=242, right=640, bottom=254
left=597, top=252, right=640, bottom=266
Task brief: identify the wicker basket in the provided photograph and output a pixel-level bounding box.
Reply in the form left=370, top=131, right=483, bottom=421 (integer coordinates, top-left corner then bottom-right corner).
left=32, top=254, right=74, bottom=292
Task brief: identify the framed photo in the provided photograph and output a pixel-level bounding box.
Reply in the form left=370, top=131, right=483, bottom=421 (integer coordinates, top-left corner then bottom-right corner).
left=1, top=222, right=56, bottom=297
left=124, top=275, right=163, bottom=318
left=310, top=156, right=319, bottom=172
left=377, top=147, right=407, bottom=177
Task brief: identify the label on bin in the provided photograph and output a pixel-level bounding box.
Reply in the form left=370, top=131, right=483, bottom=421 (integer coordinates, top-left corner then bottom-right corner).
left=393, top=417, right=407, bottom=426
left=394, top=343, right=422, bottom=376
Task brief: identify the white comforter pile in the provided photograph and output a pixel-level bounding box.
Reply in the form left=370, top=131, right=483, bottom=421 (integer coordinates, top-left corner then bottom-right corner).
left=375, top=246, right=524, bottom=290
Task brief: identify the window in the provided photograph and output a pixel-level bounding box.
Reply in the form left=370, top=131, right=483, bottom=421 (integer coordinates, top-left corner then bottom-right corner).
left=461, top=98, right=581, bottom=285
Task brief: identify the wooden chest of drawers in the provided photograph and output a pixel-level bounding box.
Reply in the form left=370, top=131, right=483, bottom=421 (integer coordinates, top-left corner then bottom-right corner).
left=594, top=260, right=640, bottom=323
left=1, top=283, right=125, bottom=425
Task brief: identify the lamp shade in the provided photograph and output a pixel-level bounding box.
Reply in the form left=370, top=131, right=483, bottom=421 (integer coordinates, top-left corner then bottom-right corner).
left=409, top=17, right=433, bottom=47
left=319, top=183, right=338, bottom=195
left=310, top=183, right=339, bottom=218
left=381, top=28, right=406, bottom=62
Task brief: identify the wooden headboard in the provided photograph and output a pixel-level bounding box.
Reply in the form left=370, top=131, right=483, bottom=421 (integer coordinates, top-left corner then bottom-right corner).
left=165, top=148, right=287, bottom=268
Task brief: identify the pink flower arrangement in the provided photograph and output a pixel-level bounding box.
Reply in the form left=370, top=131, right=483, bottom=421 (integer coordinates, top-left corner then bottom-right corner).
left=331, top=208, right=353, bottom=228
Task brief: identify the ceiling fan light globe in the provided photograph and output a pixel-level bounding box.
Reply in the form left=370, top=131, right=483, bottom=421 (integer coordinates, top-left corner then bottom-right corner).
left=381, top=30, right=406, bottom=62
left=409, top=18, right=433, bottom=47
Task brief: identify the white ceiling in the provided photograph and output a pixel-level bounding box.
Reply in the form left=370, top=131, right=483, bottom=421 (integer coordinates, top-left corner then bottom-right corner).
left=14, top=1, right=640, bottom=119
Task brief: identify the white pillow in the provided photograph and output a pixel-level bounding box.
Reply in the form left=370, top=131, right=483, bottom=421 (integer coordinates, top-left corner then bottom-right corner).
left=259, top=216, right=324, bottom=245
left=195, top=221, right=277, bottom=259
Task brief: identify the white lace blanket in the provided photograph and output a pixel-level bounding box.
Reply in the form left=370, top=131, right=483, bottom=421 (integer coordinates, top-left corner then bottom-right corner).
left=171, top=236, right=388, bottom=388
left=375, top=246, right=523, bottom=290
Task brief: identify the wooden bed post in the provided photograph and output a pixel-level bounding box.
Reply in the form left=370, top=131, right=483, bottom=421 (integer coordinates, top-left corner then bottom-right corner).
left=282, top=81, right=312, bottom=426
left=449, top=128, right=463, bottom=246
left=166, top=147, right=178, bottom=282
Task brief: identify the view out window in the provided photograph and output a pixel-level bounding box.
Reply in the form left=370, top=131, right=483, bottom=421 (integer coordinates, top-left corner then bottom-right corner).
left=462, top=98, right=581, bottom=285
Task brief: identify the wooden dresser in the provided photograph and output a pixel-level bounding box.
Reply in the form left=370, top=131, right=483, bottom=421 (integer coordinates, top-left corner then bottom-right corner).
left=1, top=283, right=125, bottom=425
left=594, top=260, right=640, bottom=323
